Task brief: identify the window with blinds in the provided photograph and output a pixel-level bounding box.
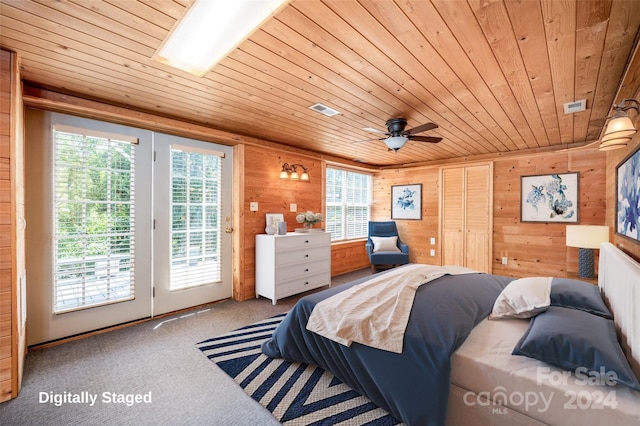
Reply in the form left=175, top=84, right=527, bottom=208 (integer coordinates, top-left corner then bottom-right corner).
left=53, top=126, right=137, bottom=313
left=170, top=146, right=222, bottom=289
left=326, top=167, right=372, bottom=241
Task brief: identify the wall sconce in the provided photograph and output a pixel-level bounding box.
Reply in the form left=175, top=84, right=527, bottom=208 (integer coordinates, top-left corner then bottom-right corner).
left=599, top=98, right=639, bottom=151
left=279, top=163, right=309, bottom=181
left=566, top=225, right=609, bottom=278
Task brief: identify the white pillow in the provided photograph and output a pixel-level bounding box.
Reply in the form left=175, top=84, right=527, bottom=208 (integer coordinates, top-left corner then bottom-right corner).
left=489, top=277, right=552, bottom=319
left=370, top=236, right=400, bottom=253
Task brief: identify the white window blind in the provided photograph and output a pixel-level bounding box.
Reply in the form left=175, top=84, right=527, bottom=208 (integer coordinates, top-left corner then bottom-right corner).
left=326, top=167, right=372, bottom=241
left=53, top=126, right=136, bottom=313
left=170, top=145, right=223, bottom=289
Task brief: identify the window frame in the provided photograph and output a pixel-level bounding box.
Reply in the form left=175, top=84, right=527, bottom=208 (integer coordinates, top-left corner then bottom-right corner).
left=325, top=166, right=372, bottom=242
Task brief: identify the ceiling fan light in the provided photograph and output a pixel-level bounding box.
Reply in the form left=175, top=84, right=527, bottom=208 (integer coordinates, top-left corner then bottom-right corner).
left=385, top=136, right=408, bottom=150
left=602, top=116, right=636, bottom=139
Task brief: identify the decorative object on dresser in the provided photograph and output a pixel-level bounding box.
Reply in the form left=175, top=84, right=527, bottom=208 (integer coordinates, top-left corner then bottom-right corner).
left=565, top=225, right=610, bottom=278
left=391, top=184, right=422, bottom=220
left=255, top=232, right=331, bottom=304
left=616, top=144, right=640, bottom=242
left=264, top=213, right=283, bottom=235
left=520, top=172, right=578, bottom=222
left=295, top=210, right=323, bottom=232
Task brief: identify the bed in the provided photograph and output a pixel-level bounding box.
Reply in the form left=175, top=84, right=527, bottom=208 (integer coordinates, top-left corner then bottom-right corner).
left=261, top=242, right=640, bottom=425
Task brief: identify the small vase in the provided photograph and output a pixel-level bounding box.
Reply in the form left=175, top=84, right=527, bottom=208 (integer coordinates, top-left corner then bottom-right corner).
left=265, top=218, right=277, bottom=235
left=304, top=222, right=313, bottom=230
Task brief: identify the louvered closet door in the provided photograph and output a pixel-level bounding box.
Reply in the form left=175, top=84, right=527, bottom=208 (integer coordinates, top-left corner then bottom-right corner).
left=464, top=164, right=492, bottom=273
left=440, top=163, right=493, bottom=273
left=441, top=168, right=465, bottom=267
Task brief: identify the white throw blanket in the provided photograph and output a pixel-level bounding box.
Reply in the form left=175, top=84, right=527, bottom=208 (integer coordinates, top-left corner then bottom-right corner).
left=306, top=264, right=477, bottom=353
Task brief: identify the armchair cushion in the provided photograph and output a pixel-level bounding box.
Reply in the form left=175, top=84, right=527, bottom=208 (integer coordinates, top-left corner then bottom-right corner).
left=370, top=236, right=401, bottom=253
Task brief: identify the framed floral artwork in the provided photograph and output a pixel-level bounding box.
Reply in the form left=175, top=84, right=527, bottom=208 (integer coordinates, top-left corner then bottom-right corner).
left=521, top=173, right=578, bottom=223
left=391, top=184, right=422, bottom=220
left=616, top=145, right=640, bottom=243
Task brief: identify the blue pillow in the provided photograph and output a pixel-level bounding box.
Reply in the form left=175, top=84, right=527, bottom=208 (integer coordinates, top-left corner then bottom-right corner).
left=512, top=306, right=640, bottom=392
left=550, top=278, right=612, bottom=319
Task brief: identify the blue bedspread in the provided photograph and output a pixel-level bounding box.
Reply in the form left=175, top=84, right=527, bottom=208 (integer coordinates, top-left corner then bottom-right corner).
left=262, top=270, right=512, bottom=426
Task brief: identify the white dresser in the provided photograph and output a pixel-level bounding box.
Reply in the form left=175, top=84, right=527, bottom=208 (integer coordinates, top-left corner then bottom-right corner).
left=256, top=232, right=331, bottom=304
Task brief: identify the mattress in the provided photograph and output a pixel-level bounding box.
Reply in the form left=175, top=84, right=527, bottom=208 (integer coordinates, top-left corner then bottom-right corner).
left=451, top=317, right=640, bottom=425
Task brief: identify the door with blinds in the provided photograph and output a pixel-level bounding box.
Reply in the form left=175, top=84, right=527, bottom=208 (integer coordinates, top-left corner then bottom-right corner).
left=25, top=112, right=153, bottom=345
left=152, top=134, right=233, bottom=315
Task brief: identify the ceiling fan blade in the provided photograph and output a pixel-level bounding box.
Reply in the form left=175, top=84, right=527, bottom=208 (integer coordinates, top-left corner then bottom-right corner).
left=406, top=122, right=438, bottom=135
left=410, top=136, right=442, bottom=143
left=362, top=127, right=388, bottom=135
left=351, top=137, right=385, bottom=144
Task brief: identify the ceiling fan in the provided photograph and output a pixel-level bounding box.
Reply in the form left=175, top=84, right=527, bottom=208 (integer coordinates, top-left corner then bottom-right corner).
left=360, top=118, right=442, bottom=151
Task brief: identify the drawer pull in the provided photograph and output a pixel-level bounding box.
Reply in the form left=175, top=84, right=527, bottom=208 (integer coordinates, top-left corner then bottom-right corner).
left=305, top=240, right=310, bottom=243
left=305, top=268, right=309, bottom=272
left=304, top=281, right=309, bottom=285
left=304, top=254, right=309, bottom=258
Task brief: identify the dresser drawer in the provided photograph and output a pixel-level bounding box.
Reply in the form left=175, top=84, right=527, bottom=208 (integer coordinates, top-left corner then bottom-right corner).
left=275, top=246, right=329, bottom=267
left=276, top=259, right=331, bottom=282
left=276, top=273, right=330, bottom=299
left=274, top=233, right=329, bottom=250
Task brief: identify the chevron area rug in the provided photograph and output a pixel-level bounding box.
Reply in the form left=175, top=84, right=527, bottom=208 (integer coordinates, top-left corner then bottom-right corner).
left=196, top=313, right=401, bottom=425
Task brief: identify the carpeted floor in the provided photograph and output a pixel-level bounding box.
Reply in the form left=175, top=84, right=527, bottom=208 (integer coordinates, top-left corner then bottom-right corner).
left=0, top=268, right=372, bottom=426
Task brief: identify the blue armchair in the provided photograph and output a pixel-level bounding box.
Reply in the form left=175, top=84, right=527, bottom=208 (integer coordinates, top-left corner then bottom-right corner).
left=365, top=221, right=409, bottom=273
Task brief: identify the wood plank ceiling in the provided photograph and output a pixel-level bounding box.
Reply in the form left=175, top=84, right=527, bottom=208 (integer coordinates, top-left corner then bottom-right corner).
left=1, top=0, right=639, bottom=167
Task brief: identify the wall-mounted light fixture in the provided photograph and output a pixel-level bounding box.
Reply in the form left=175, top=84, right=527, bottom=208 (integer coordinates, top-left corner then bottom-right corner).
left=280, top=163, right=309, bottom=181
left=599, top=98, right=639, bottom=151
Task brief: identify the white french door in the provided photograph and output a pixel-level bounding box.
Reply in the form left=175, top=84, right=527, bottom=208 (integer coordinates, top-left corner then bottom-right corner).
left=26, top=112, right=233, bottom=345
left=152, top=133, right=233, bottom=315
left=26, top=112, right=153, bottom=345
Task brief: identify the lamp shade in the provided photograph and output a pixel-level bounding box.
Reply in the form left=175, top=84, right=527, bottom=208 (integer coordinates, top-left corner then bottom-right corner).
left=566, top=225, right=609, bottom=249
left=385, top=136, right=408, bottom=150
left=603, top=116, right=636, bottom=139
left=599, top=136, right=632, bottom=151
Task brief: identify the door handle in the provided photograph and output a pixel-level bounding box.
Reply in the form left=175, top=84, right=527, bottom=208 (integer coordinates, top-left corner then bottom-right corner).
left=225, top=227, right=233, bottom=233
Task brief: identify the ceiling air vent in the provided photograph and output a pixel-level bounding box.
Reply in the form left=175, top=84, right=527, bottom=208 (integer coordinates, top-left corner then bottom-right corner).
left=563, top=99, right=587, bottom=114
left=308, top=103, right=340, bottom=117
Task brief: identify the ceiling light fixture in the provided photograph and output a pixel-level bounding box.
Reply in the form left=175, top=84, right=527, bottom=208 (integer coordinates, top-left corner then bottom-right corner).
left=280, top=163, right=309, bottom=181
left=599, top=98, right=639, bottom=151
left=154, top=0, right=288, bottom=76
left=385, top=136, right=408, bottom=151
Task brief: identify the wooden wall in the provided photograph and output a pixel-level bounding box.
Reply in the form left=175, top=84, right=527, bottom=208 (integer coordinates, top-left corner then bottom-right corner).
left=605, top=91, right=640, bottom=263
left=0, top=46, right=11, bottom=403
left=17, top=85, right=639, bottom=305
left=0, top=48, right=26, bottom=402
left=372, top=149, right=607, bottom=279
left=372, top=166, right=441, bottom=264
left=238, top=145, right=325, bottom=300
